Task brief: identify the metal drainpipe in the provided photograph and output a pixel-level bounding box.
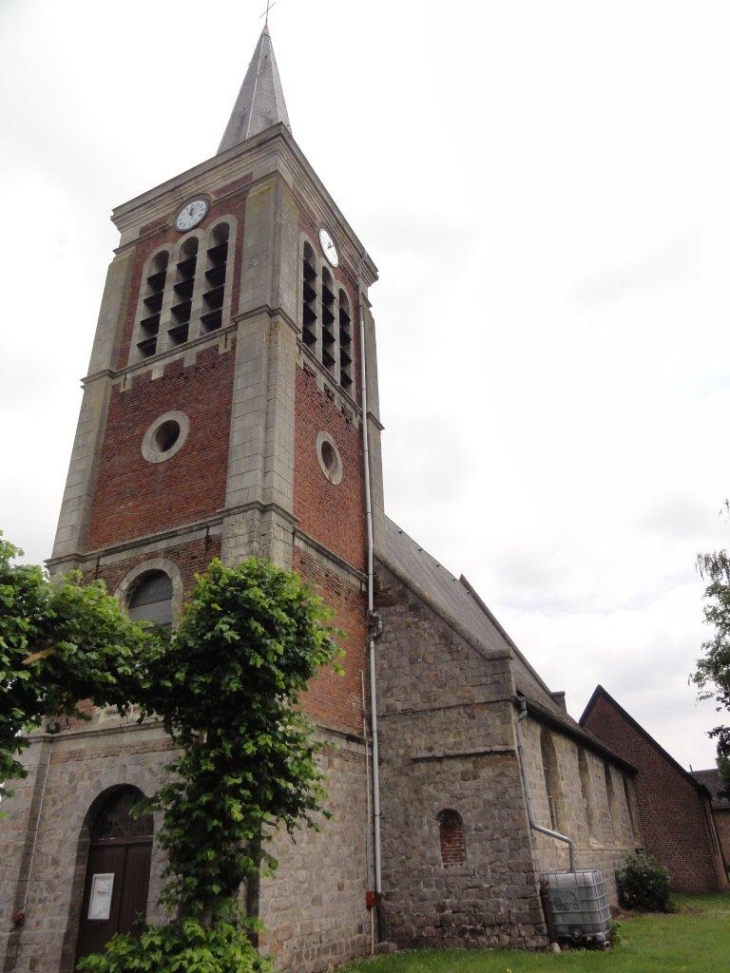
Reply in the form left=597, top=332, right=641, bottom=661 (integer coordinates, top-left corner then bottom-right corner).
left=358, top=257, right=383, bottom=915
left=515, top=695, right=576, bottom=872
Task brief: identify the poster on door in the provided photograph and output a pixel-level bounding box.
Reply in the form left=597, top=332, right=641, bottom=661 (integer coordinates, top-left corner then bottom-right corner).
left=88, top=873, right=115, bottom=920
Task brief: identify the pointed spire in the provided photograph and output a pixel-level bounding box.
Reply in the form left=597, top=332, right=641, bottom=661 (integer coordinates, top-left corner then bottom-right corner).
left=218, top=25, right=291, bottom=153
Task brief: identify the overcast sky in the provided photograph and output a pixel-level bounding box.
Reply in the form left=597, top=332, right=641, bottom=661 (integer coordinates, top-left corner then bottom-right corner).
left=2, top=0, right=730, bottom=770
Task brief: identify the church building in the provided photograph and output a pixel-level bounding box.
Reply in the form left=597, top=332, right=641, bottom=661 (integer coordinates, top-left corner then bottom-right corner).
left=1, top=27, right=640, bottom=973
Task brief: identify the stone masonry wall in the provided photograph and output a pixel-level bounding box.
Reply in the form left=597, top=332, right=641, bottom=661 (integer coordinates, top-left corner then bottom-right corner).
left=0, top=723, right=172, bottom=973
left=374, top=562, right=548, bottom=950
left=259, top=735, right=370, bottom=972
left=0, top=722, right=370, bottom=973
left=518, top=718, right=637, bottom=902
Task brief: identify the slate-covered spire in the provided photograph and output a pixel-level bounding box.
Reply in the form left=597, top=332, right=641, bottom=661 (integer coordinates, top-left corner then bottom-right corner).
left=218, top=25, right=291, bottom=153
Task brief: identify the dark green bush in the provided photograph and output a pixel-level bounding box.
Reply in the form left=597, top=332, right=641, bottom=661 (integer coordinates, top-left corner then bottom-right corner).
left=616, top=851, right=675, bottom=913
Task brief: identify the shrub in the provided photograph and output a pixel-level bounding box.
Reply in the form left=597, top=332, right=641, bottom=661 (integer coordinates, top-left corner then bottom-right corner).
left=76, top=918, right=268, bottom=973
left=616, top=851, right=675, bottom=913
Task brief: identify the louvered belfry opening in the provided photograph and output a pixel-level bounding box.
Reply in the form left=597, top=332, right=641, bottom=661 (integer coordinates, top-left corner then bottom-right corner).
left=338, top=289, right=353, bottom=391
left=302, top=242, right=318, bottom=348
left=137, top=251, right=169, bottom=359
left=169, top=238, right=198, bottom=346
left=202, top=223, right=229, bottom=333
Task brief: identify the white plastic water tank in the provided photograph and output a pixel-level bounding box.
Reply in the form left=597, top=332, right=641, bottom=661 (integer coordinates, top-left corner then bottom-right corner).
left=540, top=869, right=611, bottom=947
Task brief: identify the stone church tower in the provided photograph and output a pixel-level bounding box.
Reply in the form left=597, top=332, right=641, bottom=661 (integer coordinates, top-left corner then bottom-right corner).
left=2, top=27, right=380, bottom=973
left=1, top=25, right=644, bottom=973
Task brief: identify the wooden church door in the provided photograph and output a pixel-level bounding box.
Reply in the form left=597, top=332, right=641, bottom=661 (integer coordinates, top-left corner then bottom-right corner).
left=75, top=788, right=153, bottom=965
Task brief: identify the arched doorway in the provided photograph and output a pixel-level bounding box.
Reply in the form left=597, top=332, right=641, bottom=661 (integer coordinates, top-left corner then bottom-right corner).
left=75, top=787, right=153, bottom=964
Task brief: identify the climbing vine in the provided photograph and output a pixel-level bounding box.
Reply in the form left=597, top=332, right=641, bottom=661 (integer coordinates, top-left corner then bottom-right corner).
left=1, top=536, right=342, bottom=972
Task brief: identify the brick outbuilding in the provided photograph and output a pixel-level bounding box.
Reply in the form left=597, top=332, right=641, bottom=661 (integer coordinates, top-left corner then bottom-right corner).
left=581, top=686, right=727, bottom=892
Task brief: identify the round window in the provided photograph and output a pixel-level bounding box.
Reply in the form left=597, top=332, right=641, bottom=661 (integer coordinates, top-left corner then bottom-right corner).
left=154, top=420, right=181, bottom=453
left=316, top=432, right=343, bottom=485
left=141, top=411, right=190, bottom=464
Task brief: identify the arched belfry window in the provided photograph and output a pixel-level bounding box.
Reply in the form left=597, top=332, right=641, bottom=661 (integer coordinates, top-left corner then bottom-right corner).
left=136, top=251, right=169, bottom=360
left=168, top=237, right=199, bottom=347
left=320, top=266, right=336, bottom=373
left=338, top=289, right=353, bottom=392
left=437, top=809, right=466, bottom=866
left=202, top=222, right=230, bottom=333
left=300, top=240, right=355, bottom=397
left=302, top=242, right=318, bottom=349
left=128, top=570, right=173, bottom=627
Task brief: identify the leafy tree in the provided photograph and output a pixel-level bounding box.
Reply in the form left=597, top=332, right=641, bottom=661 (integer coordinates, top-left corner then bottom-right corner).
left=693, top=523, right=730, bottom=791
left=140, top=558, right=342, bottom=924
left=0, top=534, right=161, bottom=799
left=1, top=536, right=341, bottom=971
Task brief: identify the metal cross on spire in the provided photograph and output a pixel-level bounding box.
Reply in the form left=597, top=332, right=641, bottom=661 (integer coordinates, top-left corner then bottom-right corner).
left=261, top=0, right=276, bottom=25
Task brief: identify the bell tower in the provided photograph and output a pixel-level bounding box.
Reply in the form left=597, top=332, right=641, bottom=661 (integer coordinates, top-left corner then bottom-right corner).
left=0, top=25, right=384, bottom=973
left=48, top=24, right=383, bottom=734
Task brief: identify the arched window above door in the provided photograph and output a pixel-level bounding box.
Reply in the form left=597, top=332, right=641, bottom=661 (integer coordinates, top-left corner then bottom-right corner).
left=127, top=570, right=173, bottom=627
left=92, top=788, right=153, bottom=843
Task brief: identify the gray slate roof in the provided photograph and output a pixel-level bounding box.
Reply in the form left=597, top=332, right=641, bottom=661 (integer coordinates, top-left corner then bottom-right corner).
left=694, top=769, right=730, bottom=809
left=218, top=25, right=291, bottom=153
left=379, top=518, right=636, bottom=770
left=381, top=517, right=574, bottom=722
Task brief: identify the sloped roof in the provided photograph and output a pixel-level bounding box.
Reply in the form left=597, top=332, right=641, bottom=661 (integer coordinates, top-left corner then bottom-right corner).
left=581, top=685, right=710, bottom=796
left=379, top=518, right=634, bottom=770
left=694, top=768, right=730, bottom=810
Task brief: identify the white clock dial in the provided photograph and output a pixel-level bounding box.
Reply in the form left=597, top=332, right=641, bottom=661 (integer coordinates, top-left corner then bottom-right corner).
left=175, top=198, right=209, bottom=232
left=319, top=227, right=339, bottom=267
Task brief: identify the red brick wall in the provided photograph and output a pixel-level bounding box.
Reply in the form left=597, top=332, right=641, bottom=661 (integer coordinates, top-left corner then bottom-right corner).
left=294, top=545, right=366, bottom=737
left=293, top=366, right=366, bottom=573
left=438, top=810, right=467, bottom=866
left=92, top=536, right=221, bottom=597
left=583, top=695, right=727, bottom=892
left=87, top=347, right=233, bottom=549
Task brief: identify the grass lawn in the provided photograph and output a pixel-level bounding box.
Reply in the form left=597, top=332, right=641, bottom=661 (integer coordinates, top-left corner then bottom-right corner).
left=340, top=894, right=730, bottom=973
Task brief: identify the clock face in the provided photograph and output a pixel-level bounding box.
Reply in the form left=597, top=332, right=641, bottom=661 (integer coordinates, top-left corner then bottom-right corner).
left=175, top=198, right=209, bottom=232
left=319, top=227, right=339, bottom=267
